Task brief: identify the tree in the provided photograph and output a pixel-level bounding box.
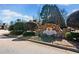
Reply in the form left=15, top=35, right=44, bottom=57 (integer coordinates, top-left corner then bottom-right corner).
left=26, top=22, right=38, bottom=31
left=67, top=10, right=79, bottom=29
left=40, top=4, right=66, bottom=28
left=40, top=4, right=51, bottom=24
left=8, top=19, right=27, bottom=35
left=60, top=8, right=68, bottom=25
left=10, top=21, right=14, bottom=25
left=14, top=21, right=27, bottom=31
left=60, top=8, right=67, bottom=19
left=8, top=22, right=14, bottom=31
left=16, top=19, right=21, bottom=22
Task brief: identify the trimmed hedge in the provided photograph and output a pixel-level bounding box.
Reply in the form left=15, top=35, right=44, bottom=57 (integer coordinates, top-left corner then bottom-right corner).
left=10, top=30, right=24, bottom=35
left=23, top=31, right=35, bottom=37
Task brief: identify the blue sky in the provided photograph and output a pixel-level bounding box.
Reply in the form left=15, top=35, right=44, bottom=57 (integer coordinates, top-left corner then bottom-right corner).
left=0, top=4, right=79, bottom=24
left=0, top=4, right=42, bottom=16
left=58, top=4, right=79, bottom=14
left=0, top=4, right=43, bottom=24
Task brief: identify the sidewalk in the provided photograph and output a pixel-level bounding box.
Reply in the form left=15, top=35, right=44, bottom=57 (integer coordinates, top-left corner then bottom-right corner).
left=21, top=36, right=79, bottom=53
left=0, top=30, right=77, bottom=53
left=0, top=30, right=10, bottom=35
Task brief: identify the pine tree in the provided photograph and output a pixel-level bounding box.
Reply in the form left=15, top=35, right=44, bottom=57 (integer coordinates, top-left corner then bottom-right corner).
left=40, top=4, right=66, bottom=28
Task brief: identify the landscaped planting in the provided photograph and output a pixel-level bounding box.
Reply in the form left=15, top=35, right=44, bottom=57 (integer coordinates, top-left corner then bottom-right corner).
left=23, top=31, right=35, bottom=37
left=65, top=32, right=79, bottom=42
left=10, top=30, right=24, bottom=35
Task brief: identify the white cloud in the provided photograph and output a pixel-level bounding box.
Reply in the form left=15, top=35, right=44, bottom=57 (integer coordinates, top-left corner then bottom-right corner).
left=59, top=4, right=70, bottom=6
left=0, top=9, right=33, bottom=23
left=72, top=9, right=79, bottom=12
left=1, top=10, right=23, bottom=17
left=23, top=15, right=33, bottom=20
left=67, top=9, right=79, bottom=16
left=63, top=4, right=70, bottom=6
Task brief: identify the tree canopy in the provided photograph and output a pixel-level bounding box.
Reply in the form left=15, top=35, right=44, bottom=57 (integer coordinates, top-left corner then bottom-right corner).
left=40, top=4, right=66, bottom=28
left=67, top=10, right=79, bottom=29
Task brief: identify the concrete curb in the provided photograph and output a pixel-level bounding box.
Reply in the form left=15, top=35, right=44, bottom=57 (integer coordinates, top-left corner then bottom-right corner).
left=27, top=39, right=79, bottom=53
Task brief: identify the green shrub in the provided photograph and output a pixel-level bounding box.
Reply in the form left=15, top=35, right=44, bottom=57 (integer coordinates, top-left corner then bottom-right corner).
left=10, top=30, right=24, bottom=35
left=8, top=25, right=14, bottom=31
left=65, top=32, right=73, bottom=41
left=38, top=33, right=55, bottom=42
left=65, top=32, right=79, bottom=42
left=65, top=32, right=72, bottom=39
left=26, top=22, right=38, bottom=31
left=23, top=31, right=35, bottom=37
left=14, top=22, right=26, bottom=31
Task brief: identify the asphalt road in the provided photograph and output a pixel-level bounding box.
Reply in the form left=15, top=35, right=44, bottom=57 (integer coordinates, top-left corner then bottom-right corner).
left=0, top=30, right=76, bottom=54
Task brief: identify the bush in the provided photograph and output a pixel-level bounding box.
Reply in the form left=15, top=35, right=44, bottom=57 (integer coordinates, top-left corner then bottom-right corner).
left=65, top=32, right=73, bottom=41
left=10, top=30, right=24, bottom=35
left=38, top=33, right=55, bottom=42
left=14, top=22, right=27, bottom=31
left=26, top=22, right=38, bottom=31
left=65, top=32, right=79, bottom=42
left=23, top=31, right=35, bottom=37
left=8, top=25, right=14, bottom=31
